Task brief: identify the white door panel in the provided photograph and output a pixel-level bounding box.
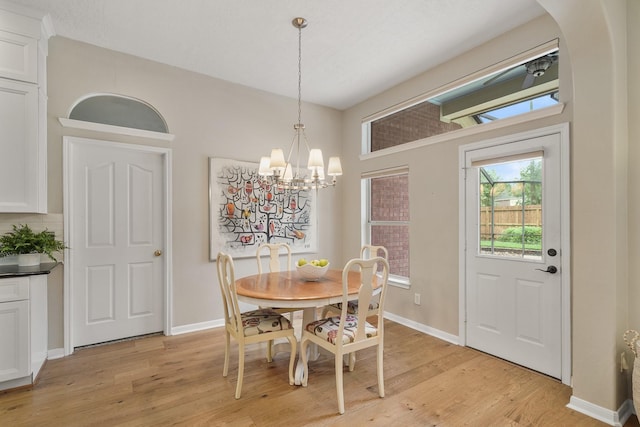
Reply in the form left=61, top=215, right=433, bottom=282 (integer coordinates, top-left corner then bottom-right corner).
left=465, top=133, right=563, bottom=379
left=69, top=139, right=165, bottom=347
left=86, top=265, right=115, bottom=323
left=129, top=262, right=154, bottom=316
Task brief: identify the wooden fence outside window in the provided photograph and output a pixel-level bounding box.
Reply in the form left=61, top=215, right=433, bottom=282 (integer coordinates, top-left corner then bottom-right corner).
left=480, top=205, right=542, bottom=240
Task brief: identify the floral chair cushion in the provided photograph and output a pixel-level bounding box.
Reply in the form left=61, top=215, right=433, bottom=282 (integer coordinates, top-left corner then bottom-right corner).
left=327, top=300, right=380, bottom=314
left=306, top=315, right=377, bottom=345
left=240, top=309, right=293, bottom=337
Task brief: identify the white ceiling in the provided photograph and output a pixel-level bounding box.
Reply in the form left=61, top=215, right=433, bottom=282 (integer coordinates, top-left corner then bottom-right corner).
left=8, top=0, right=546, bottom=110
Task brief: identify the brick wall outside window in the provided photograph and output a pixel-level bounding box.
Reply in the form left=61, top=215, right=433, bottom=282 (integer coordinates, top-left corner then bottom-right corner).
left=369, top=174, right=409, bottom=278
left=370, top=101, right=462, bottom=151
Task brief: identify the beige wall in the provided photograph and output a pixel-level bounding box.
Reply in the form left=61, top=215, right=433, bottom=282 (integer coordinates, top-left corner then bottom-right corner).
left=341, top=0, right=637, bottom=414
left=38, top=37, right=343, bottom=348
left=2, top=0, right=637, bottom=416
left=342, top=14, right=566, bottom=335
left=539, top=0, right=629, bottom=411
left=625, top=0, right=640, bottom=409
left=629, top=0, right=640, bottom=333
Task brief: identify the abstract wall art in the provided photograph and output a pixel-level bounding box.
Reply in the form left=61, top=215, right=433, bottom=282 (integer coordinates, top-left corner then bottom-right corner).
left=209, top=157, right=317, bottom=259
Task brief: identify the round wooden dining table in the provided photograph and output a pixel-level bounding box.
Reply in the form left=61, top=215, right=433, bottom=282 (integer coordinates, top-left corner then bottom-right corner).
left=235, top=269, right=363, bottom=308
left=235, top=268, right=367, bottom=384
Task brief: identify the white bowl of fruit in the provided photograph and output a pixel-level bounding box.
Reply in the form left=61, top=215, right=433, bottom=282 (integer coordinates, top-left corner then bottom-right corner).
left=296, top=258, right=330, bottom=281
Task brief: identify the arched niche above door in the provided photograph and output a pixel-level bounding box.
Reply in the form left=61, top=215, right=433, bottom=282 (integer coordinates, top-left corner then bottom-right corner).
left=59, top=93, right=175, bottom=141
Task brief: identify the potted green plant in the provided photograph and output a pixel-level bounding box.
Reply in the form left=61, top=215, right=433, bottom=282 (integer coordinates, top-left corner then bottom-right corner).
left=0, top=224, right=67, bottom=266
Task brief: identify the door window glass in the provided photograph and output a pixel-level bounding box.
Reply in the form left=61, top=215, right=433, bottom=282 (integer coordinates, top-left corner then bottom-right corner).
left=478, top=155, right=542, bottom=259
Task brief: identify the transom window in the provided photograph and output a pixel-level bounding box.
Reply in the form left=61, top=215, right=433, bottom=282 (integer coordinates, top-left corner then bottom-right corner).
left=69, top=94, right=169, bottom=133
left=364, top=43, right=559, bottom=153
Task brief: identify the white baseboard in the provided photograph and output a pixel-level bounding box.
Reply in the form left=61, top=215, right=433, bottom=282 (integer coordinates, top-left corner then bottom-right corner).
left=382, top=311, right=460, bottom=345
left=567, top=395, right=634, bottom=426
left=170, top=319, right=224, bottom=335
left=48, top=348, right=65, bottom=360
left=621, top=399, right=636, bottom=419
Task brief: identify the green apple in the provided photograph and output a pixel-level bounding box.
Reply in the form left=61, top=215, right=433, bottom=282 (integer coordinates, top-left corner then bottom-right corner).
left=318, top=259, right=329, bottom=267
left=297, top=258, right=307, bottom=267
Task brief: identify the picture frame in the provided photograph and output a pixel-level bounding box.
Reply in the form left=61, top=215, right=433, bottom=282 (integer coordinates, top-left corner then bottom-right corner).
left=209, top=157, right=317, bottom=260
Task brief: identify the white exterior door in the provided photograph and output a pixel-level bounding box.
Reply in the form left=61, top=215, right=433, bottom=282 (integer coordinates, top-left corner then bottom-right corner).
left=463, top=130, right=567, bottom=380
left=66, top=137, right=166, bottom=348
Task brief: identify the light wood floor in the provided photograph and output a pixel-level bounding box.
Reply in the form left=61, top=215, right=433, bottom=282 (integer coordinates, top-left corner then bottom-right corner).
left=1, top=319, right=636, bottom=426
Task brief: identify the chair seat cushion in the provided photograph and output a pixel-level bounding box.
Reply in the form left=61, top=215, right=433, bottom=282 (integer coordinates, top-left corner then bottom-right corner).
left=241, top=309, right=293, bottom=337
left=305, top=315, right=377, bottom=345
left=328, top=300, right=380, bottom=314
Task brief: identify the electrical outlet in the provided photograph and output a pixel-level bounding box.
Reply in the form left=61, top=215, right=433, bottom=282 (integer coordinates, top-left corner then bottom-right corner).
left=414, top=293, right=421, bottom=305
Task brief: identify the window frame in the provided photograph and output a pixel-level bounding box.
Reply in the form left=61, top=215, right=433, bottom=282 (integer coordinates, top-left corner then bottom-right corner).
left=361, top=167, right=411, bottom=288
left=360, top=39, right=561, bottom=157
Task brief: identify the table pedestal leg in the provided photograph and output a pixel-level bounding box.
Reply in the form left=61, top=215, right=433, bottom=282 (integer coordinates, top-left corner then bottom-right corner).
left=293, top=306, right=320, bottom=385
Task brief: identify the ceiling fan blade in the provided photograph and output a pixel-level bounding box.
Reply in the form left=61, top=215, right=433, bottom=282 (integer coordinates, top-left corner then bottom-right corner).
left=483, top=68, right=511, bottom=86
left=522, top=73, right=536, bottom=89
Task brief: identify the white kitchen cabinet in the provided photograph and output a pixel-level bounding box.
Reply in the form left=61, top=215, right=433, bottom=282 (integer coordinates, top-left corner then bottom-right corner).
left=0, top=79, right=40, bottom=212
left=0, top=7, right=49, bottom=213
left=0, top=274, right=48, bottom=390
left=0, top=276, right=30, bottom=384
left=0, top=27, right=38, bottom=83
left=0, top=299, right=29, bottom=382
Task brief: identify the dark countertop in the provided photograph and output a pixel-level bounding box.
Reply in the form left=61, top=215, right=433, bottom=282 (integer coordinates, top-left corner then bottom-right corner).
left=0, top=262, right=60, bottom=277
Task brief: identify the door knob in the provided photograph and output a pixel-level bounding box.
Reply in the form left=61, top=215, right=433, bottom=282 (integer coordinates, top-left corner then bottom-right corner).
left=536, top=265, right=557, bottom=274
left=154, top=250, right=162, bottom=257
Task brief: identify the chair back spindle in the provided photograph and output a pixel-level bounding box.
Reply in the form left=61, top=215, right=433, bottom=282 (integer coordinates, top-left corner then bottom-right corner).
left=256, top=243, right=292, bottom=274
left=360, top=244, right=388, bottom=274
left=360, top=244, right=388, bottom=260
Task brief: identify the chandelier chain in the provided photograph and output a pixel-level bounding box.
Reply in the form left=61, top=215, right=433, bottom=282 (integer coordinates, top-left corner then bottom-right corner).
left=297, top=23, right=302, bottom=127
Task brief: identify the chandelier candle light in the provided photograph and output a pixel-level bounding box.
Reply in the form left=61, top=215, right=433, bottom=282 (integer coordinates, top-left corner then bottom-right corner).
left=258, top=17, right=342, bottom=191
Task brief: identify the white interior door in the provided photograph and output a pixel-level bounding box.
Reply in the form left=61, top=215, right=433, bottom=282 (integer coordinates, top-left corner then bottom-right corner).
left=464, top=132, right=564, bottom=379
left=66, top=138, right=166, bottom=348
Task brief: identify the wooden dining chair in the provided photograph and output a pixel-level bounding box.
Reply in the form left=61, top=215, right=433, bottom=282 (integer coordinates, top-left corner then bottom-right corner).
left=321, top=245, right=388, bottom=318
left=256, top=243, right=300, bottom=359
left=256, top=242, right=299, bottom=316
left=300, top=256, right=389, bottom=414
left=321, top=245, right=388, bottom=371
left=216, top=251, right=297, bottom=399
left=256, top=242, right=292, bottom=275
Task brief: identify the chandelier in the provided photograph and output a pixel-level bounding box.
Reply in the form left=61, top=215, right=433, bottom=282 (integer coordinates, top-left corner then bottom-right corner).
left=258, top=17, right=342, bottom=191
